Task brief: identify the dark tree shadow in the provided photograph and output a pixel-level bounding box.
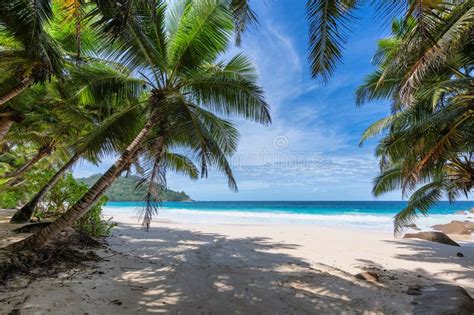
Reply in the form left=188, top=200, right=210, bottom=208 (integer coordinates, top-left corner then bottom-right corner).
left=79, top=224, right=412, bottom=314
left=352, top=238, right=474, bottom=300
left=381, top=239, right=474, bottom=283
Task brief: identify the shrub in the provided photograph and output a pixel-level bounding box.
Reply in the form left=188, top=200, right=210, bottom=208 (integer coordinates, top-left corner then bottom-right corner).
left=35, top=173, right=116, bottom=237
left=76, top=196, right=117, bottom=237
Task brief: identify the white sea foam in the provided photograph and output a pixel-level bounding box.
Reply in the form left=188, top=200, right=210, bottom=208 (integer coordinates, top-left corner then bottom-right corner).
left=103, top=206, right=471, bottom=233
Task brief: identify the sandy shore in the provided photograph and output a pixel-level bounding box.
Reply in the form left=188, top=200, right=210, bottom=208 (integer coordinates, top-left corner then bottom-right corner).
left=1, top=211, right=474, bottom=314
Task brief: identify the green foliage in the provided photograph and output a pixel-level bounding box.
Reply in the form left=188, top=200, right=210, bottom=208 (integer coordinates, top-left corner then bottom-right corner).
left=357, top=9, right=473, bottom=233
left=0, top=191, right=18, bottom=209
left=85, top=0, right=270, bottom=229
left=36, top=173, right=115, bottom=237
left=38, top=173, right=86, bottom=215
left=76, top=197, right=116, bottom=238
left=1, top=0, right=269, bottom=250
left=0, top=151, right=55, bottom=208
left=78, top=174, right=192, bottom=202
left=305, top=1, right=471, bottom=82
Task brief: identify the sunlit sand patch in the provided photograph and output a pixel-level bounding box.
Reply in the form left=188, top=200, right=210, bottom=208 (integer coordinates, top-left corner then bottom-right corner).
left=213, top=274, right=234, bottom=292
left=119, top=268, right=171, bottom=285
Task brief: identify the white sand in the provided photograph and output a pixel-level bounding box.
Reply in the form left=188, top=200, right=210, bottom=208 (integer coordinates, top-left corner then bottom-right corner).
left=1, top=211, right=473, bottom=314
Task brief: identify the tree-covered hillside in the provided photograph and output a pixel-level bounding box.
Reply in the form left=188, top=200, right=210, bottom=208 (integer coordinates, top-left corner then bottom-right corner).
left=78, top=174, right=192, bottom=202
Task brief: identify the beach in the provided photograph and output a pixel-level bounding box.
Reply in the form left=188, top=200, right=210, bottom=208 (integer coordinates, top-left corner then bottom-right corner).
left=1, top=0, right=472, bottom=313
left=2, top=208, right=473, bottom=314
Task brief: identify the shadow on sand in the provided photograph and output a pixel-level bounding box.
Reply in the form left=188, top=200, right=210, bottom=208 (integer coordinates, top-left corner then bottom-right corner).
left=383, top=239, right=474, bottom=283
left=89, top=223, right=412, bottom=313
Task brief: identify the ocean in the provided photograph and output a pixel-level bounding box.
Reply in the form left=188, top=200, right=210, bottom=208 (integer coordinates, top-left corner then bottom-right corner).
left=103, top=201, right=474, bottom=232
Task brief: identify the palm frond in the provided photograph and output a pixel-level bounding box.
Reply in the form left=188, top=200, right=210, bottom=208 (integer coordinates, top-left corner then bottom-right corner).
left=359, top=113, right=401, bottom=146
left=372, top=164, right=403, bottom=197
left=306, top=0, right=360, bottom=81
left=355, top=69, right=401, bottom=106
left=394, top=179, right=444, bottom=234
left=163, top=151, right=199, bottom=179
left=183, top=54, right=271, bottom=124
left=229, top=0, right=258, bottom=45
left=77, top=105, right=145, bottom=163
left=398, top=2, right=474, bottom=103
left=167, top=0, right=234, bottom=76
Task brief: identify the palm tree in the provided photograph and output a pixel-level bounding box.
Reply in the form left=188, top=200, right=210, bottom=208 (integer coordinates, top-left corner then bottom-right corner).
left=9, top=104, right=144, bottom=223
left=0, top=0, right=90, bottom=141
left=306, top=0, right=473, bottom=81
left=0, top=0, right=64, bottom=106
left=357, top=14, right=473, bottom=233
left=8, top=60, right=147, bottom=223
left=0, top=90, right=82, bottom=186
left=2, top=0, right=147, bottom=222
left=10, top=0, right=270, bottom=251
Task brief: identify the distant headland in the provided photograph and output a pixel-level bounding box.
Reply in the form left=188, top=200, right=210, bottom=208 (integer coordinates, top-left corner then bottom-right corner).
left=77, top=174, right=192, bottom=202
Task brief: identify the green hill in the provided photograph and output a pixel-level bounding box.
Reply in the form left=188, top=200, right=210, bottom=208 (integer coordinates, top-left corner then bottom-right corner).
left=77, top=174, right=192, bottom=202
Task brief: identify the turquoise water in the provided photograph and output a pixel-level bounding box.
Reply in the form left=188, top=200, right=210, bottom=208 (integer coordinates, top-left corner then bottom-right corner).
left=105, top=200, right=474, bottom=215
left=104, top=201, right=473, bottom=232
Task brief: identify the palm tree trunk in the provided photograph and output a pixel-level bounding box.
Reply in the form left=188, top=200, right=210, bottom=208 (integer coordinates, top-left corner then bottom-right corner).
left=0, top=77, right=34, bottom=107
left=10, top=152, right=82, bottom=224
left=4, top=145, right=53, bottom=184
left=8, top=117, right=156, bottom=251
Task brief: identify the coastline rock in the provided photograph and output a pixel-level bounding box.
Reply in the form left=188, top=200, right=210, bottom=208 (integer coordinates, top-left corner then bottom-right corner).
left=455, top=210, right=467, bottom=215
left=403, top=223, right=421, bottom=230
left=470, top=207, right=474, bottom=214
left=403, top=231, right=460, bottom=247
left=431, top=221, right=471, bottom=235
left=413, top=284, right=474, bottom=315
left=354, top=271, right=379, bottom=282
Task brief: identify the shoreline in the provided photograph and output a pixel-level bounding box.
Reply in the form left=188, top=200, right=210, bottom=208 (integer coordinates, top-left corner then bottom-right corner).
left=104, top=206, right=474, bottom=236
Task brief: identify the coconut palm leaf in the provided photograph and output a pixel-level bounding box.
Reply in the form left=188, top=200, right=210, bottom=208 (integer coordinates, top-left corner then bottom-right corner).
left=229, top=0, right=258, bottom=45
left=168, top=0, right=234, bottom=76
left=182, top=54, right=271, bottom=124
left=77, top=104, right=145, bottom=163
left=398, top=2, right=474, bottom=103
left=306, top=0, right=361, bottom=82
left=394, top=179, right=444, bottom=234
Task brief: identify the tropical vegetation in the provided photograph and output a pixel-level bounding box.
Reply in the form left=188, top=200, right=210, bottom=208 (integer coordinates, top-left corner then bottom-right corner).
left=2, top=0, right=269, bottom=251
left=305, top=1, right=473, bottom=82
left=356, top=2, right=473, bottom=232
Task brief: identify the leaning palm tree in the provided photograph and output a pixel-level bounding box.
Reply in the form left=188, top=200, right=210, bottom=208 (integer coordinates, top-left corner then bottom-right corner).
left=10, top=0, right=270, bottom=251
left=9, top=60, right=146, bottom=223
left=9, top=104, right=144, bottom=223
left=0, top=88, right=87, bottom=186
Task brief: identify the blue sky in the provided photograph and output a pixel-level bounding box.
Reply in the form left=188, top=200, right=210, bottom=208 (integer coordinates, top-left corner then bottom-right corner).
left=74, top=1, right=403, bottom=201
